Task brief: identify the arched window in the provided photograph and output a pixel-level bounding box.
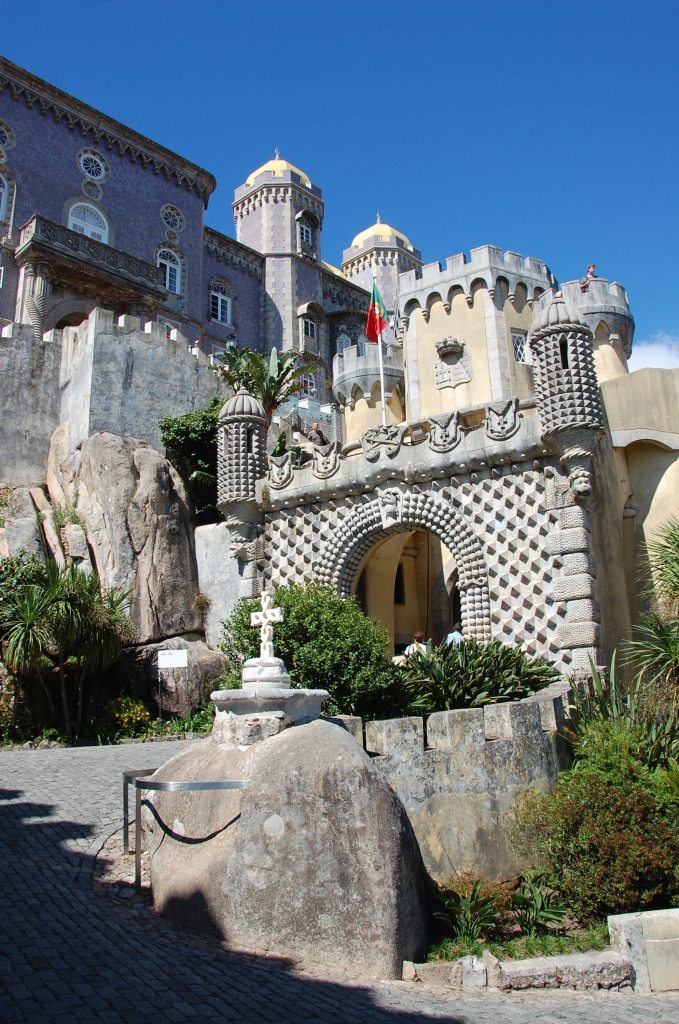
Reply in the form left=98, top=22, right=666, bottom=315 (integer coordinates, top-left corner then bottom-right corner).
left=0, top=176, right=6, bottom=222
left=210, top=283, right=231, bottom=324
left=68, top=203, right=108, bottom=242
left=301, top=373, right=317, bottom=398
left=158, top=249, right=181, bottom=294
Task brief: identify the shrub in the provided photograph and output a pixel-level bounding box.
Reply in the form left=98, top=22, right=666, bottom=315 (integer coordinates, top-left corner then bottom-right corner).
left=103, top=695, right=152, bottom=738
left=220, top=583, right=407, bottom=718
left=511, top=875, right=568, bottom=935
left=562, top=654, right=679, bottom=769
left=159, top=395, right=222, bottom=524
left=509, top=719, right=679, bottom=918
left=401, top=637, right=557, bottom=714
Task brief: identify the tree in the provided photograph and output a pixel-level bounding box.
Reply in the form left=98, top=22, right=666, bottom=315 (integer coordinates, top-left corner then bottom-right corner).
left=212, top=344, right=314, bottom=428
left=159, top=395, right=222, bottom=523
left=1, top=584, right=55, bottom=736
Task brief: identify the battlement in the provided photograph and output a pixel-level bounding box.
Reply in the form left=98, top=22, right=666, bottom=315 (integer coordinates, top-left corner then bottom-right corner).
left=397, top=244, right=555, bottom=316
left=332, top=341, right=404, bottom=406
left=234, top=167, right=323, bottom=202
left=335, top=682, right=570, bottom=881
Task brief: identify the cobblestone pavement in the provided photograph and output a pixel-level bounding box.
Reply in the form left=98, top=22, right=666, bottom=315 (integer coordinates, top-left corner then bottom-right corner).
left=2, top=743, right=679, bottom=1024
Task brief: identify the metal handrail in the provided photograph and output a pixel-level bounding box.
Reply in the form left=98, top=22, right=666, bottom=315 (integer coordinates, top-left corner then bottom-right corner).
left=122, top=769, right=249, bottom=890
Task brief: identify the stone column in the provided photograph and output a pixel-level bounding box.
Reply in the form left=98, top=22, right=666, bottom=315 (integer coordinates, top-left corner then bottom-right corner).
left=22, top=259, right=52, bottom=341
left=482, top=285, right=511, bottom=402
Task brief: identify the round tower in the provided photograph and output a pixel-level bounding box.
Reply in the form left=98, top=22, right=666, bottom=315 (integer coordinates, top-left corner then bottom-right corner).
left=529, top=294, right=604, bottom=498
left=217, top=386, right=268, bottom=505
left=217, top=387, right=267, bottom=594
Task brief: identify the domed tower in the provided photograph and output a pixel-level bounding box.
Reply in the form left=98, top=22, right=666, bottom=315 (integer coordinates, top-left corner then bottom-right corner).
left=529, top=294, right=604, bottom=499
left=341, top=216, right=422, bottom=347
left=217, top=387, right=268, bottom=593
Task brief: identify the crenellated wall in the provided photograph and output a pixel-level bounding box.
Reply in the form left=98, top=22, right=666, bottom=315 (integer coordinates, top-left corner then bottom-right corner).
left=336, top=681, right=570, bottom=881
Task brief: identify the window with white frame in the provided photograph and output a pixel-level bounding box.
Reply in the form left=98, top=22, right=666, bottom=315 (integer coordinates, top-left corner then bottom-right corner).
left=299, top=221, right=313, bottom=245
left=210, top=288, right=231, bottom=324
left=303, top=318, right=317, bottom=340
left=301, top=373, right=317, bottom=398
left=511, top=331, right=528, bottom=363
left=68, top=203, right=108, bottom=242
left=0, top=176, right=6, bottom=222
left=158, top=249, right=181, bottom=294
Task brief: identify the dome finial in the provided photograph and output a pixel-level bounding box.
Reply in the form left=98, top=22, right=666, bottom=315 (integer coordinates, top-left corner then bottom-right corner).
left=275, top=147, right=280, bottom=160
left=376, top=211, right=381, bottom=223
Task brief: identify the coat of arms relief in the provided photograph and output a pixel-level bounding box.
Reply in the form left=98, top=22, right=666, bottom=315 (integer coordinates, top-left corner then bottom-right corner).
left=433, top=337, right=472, bottom=389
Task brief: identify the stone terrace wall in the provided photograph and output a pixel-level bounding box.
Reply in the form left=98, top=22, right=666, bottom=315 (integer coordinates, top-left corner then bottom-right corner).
left=350, top=682, right=570, bottom=882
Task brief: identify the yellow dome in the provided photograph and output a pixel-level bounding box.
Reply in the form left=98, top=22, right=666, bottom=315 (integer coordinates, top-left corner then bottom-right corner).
left=245, top=154, right=311, bottom=188
left=351, top=218, right=411, bottom=249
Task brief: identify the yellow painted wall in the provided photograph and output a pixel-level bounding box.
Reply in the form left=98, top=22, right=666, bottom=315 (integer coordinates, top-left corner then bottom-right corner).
left=342, top=382, right=404, bottom=444
left=354, top=530, right=455, bottom=651
left=593, top=321, right=628, bottom=382
left=410, top=285, right=491, bottom=419
left=501, top=281, right=537, bottom=400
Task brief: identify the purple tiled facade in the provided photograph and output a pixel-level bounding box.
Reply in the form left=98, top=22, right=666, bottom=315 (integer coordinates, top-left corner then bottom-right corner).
left=0, top=55, right=372, bottom=398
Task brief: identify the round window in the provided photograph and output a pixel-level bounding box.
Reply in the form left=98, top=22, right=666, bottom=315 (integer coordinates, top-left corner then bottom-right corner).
left=0, top=121, right=17, bottom=151
left=80, top=154, right=105, bottom=179
left=161, top=204, right=185, bottom=233
left=77, top=149, right=109, bottom=182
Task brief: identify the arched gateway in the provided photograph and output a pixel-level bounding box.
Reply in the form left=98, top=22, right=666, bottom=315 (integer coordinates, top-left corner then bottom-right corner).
left=315, top=488, right=491, bottom=641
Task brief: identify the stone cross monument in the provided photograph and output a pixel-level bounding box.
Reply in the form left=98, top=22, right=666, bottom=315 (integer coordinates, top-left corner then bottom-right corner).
left=250, top=590, right=283, bottom=659
left=210, top=589, right=329, bottom=733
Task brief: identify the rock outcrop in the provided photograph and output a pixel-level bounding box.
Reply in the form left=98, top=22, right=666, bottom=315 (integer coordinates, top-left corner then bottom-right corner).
left=48, top=429, right=202, bottom=642
left=145, top=719, right=429, bottom=977
left=118, top=633, right=225, bottom=715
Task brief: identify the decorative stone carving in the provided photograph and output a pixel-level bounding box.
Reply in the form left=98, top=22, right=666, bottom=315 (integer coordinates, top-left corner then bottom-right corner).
left=268, top=451, right=295, bottom=489
left=485, top=398, right=521, bottom=441
left=433, top=337, right=472, bottom=389
left=529, top=295, right=604, bottom=501
left=311, top=440, right=340, bottom=479
left=378, top=489, right=403, bottom=528
left=428, top=411, right=461, bottom=453
left=360, top=423, right=406, bottom=462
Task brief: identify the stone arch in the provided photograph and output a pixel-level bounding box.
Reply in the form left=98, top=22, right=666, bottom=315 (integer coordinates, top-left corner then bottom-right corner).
left=315, top=490, right=491, bottom=639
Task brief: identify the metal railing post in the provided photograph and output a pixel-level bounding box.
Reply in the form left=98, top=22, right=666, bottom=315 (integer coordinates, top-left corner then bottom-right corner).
left=135, top=783, right=142, bottom=892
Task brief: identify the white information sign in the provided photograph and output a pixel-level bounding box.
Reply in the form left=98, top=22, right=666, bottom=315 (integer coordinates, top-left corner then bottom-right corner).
left=157, top=649, right=188, bottom=669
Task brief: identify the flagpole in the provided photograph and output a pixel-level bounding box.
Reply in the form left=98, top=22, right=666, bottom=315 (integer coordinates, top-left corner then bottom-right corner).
left=373, top=270, right=387, bottom=427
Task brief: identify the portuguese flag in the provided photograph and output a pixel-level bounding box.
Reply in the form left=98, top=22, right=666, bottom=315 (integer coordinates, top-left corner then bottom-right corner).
left=365, top=281, right=389, bottom=342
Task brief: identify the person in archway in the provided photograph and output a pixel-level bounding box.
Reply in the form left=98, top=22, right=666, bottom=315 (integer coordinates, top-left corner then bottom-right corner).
left=404, top=631, right=426, bottom=657
left=446, top=622, right=464, bottom=646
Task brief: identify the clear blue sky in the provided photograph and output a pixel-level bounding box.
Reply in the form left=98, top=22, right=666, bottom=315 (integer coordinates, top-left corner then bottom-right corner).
left=2, top=0, right=678, bottom=365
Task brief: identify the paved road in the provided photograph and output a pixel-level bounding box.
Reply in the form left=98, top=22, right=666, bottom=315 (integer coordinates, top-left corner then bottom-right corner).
left=1, top=743, right=678, bottom=1024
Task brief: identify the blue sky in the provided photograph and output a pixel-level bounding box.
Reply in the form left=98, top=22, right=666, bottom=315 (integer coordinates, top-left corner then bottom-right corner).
left=2, top=0, right=678, bottom=367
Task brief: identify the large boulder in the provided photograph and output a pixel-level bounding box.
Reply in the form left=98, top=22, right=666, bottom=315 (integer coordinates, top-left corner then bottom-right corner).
left=146, top=719, right=429, bottom=977
left=2, top=487, right=43, bottom=559
left=47, top=429, right=202, bottom=642
left=116, top=633, right=225, bottom=715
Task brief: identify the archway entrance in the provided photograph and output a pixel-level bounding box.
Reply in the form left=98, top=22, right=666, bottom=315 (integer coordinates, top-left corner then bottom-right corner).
left=353, top=530, right=461, bottom=655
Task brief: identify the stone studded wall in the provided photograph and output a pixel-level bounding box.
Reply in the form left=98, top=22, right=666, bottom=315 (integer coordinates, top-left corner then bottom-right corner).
left=260, top=457, right=593, bottom=670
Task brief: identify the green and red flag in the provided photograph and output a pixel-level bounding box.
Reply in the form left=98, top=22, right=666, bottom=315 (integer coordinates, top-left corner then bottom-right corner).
left=365, top=282, right=389, bottom=342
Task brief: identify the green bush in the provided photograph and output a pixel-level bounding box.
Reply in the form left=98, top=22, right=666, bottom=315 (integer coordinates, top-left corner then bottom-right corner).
left=220, top=583, right=407, bottom=718
left=159, top=395, right=222, bottom=524
left=562, top=654, right=679, bottom=769
left=435, top=879, right=501, bottom=942
left=401, top=637, right=558, bottom=714
left=509, top=719, right=679, bottom=918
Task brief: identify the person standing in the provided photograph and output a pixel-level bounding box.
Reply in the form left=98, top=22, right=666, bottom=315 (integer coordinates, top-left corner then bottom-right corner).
left=307, top=421, right=328, bottom=446
left=580, top=264, right=598, bottom=292
left=446, top=623, right=464, bottom=645
left=404, top=631, right=426, bottom=656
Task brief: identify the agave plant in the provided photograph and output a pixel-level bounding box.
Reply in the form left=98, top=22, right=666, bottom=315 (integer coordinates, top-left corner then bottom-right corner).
left=435, top=880, right=500, bottom=942
left=401, top=637, right=557, bottom=714
left=511, top=876, right=567, bottom=936
left=561, top=654, right=679, bottom=769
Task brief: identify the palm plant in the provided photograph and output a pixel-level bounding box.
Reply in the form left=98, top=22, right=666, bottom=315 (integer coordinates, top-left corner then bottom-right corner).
left=0, top=585, right=55, bottom=735
left=213, top=344, right=314, bottom=428
left=401, top=638, right=557, bottom=714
